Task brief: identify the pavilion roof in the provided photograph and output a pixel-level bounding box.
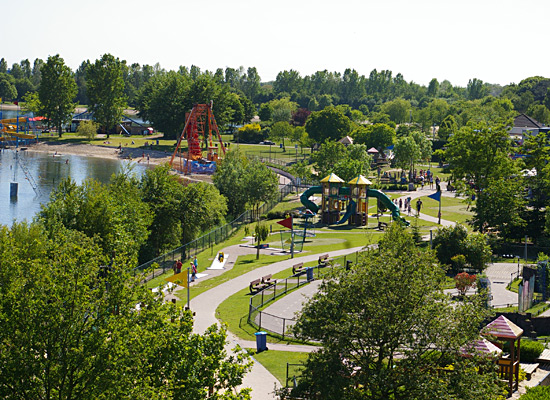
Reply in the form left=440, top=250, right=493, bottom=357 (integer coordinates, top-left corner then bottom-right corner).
left=348, top=175, right=372, bottom=185
left=484, top=315, right=523, bottom=339
left=462, top=338, right=503, bottom=357
left=320, top=173, right=344, bottom=183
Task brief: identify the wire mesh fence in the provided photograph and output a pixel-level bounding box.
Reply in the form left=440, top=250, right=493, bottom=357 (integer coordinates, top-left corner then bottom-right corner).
left=248, top=252, right=360, bottom=338
left=134, top=182, right=296, bottom=281
left=286, top=363, right=306, bottom=389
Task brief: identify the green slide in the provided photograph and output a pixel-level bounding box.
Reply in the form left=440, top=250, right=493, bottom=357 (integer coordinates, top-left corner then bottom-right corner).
left=300, top=186, right=322, bottom=213
left=367, top=189, right=409, bottom=226
left=300, top=186, right=408, bottom=226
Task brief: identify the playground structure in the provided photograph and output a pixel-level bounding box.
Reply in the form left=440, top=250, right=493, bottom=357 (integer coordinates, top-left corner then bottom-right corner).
left=169, top=103, right=226, bottom=174
left=0, top=116, right=39, bottom=145
left=300, top=173, right=409, bottom=226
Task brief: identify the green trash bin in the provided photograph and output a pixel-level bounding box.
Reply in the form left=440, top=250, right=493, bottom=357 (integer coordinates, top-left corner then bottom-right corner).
left=255, top=331, right=268, bottom=352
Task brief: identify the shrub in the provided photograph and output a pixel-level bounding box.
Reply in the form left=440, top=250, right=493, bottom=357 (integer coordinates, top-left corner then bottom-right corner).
left=520, top=340, right=545, bottom=363
left=234, top=123, right=266, bottom=143
left=521, top=385, right=550, bottom=399
left=76, top=120, right=98, bottom=140
left=454, top=272, right=476, bottom=296
left=266, top=210, right=287, bottom=220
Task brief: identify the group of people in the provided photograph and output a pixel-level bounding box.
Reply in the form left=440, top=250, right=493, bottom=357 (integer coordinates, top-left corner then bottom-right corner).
left=393, top=196, right=423, bottom=216
left=173, top=256, right=198, bottom=279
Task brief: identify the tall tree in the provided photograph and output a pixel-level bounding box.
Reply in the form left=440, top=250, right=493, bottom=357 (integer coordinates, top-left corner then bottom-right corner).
left=38, top=55, right=77, bottom=137
left=443, top=123, right=515, bottom=192
left=244, top=160, right=279, bottom=219
left=291, top=224, right=499, bottom=400
left=86, top=53, right=127, bottom=138
left=0, top=223, right=252, bottom=399
left=305, top=106, right=351, bottom=143
left=137, top=71, right=189, bottom=140
left=270, top=121, right=293, bottom=151
left=353, top=123, right=395, bottom=151
left=0, top=73, right=17, bottom=101
left=380, top=98, right=411, bottom=124
left=213, top=149, right=250, bottom=217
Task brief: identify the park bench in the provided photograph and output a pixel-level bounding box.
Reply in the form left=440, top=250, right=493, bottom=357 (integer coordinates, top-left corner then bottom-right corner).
left=292, top=262, right=306, bottom=275
left=261, top=274, right=276, bottom=286
left=521, top=363, right=539, bottom=380
left=249, top=278, right=268, bottom=294
left=318, top=254, right=330, bottom=267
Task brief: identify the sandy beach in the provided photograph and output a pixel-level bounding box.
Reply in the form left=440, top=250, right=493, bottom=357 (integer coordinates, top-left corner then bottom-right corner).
left=23, top=141, right=213, bottom=183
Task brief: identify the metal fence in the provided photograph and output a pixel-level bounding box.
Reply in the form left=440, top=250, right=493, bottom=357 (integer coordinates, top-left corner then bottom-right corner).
left=286, top=363, right=306, bottom=388
left=248, top=252, right=359, bottom=338
left=134, top=182, right=296, bottom=280
left=246, top=151, right=311, bottom=167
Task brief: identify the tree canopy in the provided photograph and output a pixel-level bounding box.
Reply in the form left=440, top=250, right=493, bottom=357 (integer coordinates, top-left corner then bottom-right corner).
left=291, top=224, right=499, bottom=400
left=0, top=222, right=252, bottom=400
left=305, top=106, right=351, bottom=143
left=86, top=53, right=127, bottom=137
left=38, top=54, right=77, bottom=137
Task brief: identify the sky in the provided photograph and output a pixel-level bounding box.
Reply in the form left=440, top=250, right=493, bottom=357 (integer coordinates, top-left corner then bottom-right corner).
left=3, top=0, right=550, bottom=87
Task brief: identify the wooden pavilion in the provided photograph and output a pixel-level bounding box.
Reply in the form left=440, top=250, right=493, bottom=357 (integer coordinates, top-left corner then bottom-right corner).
left=483, top=315, right=524, bottom=396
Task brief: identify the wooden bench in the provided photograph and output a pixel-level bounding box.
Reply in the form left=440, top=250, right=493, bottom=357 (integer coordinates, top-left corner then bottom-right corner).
left=318, top=254, right=330, bottom=267
left=261, top=274, right=276, bottom=286
left=249, top=278, right=268, bottom=293
left=520, top=363, right=539, bottom=380
left=292, top=262, right=305, bottom=275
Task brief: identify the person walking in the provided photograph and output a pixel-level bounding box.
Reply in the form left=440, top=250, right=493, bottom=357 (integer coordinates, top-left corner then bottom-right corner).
left=416, top=199, right=423, bottom=216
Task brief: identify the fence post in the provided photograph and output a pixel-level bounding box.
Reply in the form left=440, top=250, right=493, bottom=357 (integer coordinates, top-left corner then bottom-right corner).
left=259, top=311, right=262, bottom=331
left=285, top=277, right=288, bottom=293
left=286, top=363, right=289, bottom=387
left=282, top=318, right=286, bottom=339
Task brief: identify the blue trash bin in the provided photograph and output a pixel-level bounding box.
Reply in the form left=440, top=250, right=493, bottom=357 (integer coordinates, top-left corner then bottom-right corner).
left=306, top=266, right=314, bottom=281
left=255, top=331, right=268, bottom=352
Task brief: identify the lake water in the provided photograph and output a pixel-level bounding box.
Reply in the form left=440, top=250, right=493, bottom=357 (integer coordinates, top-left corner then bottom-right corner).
left=0, top=149, right=148, bottom=227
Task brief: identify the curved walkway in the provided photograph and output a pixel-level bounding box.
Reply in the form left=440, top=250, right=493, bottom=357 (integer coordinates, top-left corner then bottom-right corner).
left=189, top=246, right=364, bottom=399
left=166, top=183, right=464, bottom=399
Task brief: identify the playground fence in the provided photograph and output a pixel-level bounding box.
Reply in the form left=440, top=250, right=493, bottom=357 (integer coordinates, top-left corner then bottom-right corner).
left=248, top=252, right=359, bottom=338
left=134, top=182, right=296, bottom=280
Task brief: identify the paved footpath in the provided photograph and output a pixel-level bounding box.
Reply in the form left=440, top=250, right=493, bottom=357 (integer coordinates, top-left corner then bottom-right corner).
left=485, top=263, right=519, bottom=308
left=165, top=184, right=477, bottom=399
left=189, top=246, right=364, bottom=400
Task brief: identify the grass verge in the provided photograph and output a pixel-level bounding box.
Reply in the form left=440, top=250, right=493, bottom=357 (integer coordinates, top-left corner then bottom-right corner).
left=246, top=349, right=309, bottom=386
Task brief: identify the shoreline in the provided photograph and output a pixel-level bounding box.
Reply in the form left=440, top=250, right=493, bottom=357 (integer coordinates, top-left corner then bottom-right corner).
left=23, top=141, right=212, bottom=183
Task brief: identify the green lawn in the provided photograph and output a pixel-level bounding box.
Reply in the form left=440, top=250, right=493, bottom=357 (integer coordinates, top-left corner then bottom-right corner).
left=246, top=349, right=309, bottom=386
left=417, top=194, right=473, bottom=225
left=233, top=142, right=311, bottom=162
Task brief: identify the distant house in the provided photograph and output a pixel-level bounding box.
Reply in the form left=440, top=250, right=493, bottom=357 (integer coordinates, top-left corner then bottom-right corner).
left=338, top=135, right=354, bottom=146
left=509, top=113, right=550, bottom=144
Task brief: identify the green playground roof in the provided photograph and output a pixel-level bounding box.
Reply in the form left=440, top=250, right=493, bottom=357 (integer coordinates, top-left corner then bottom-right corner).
left=320, top=173, right=344, bottom=183
left=348, top=175, right=372, bottom=185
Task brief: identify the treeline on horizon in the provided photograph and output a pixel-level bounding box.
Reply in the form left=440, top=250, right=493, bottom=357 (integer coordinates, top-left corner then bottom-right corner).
left=1, top=55, right=550, bottom=138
